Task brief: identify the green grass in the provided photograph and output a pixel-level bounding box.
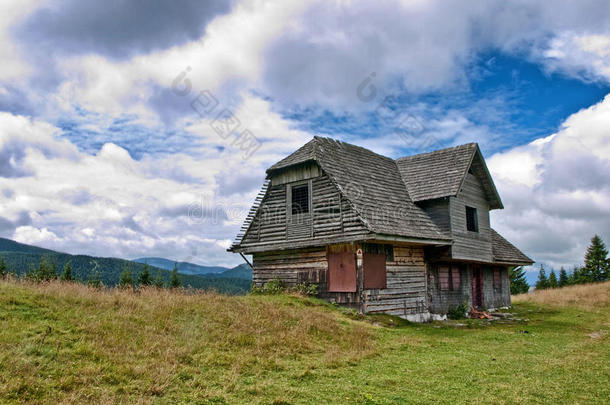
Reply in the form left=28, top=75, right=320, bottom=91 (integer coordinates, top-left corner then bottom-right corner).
left=0, top=279, right=608, bottom=404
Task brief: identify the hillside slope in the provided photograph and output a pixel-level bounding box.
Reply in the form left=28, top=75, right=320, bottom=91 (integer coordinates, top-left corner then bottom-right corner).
left=133, top=257, right=228, bottom=275
left=0, top=280, right=607, bottom=404
left=0, top=238, right=250, bottom=294
left=134, top=258, right=252, bottom=280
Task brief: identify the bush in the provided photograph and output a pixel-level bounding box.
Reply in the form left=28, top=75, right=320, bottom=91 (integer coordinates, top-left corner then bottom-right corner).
left=448, top=302, right=469, bottom=320
left=292, top=282, right=318, bottom=296
left=251, top=278, right=284, bottom=295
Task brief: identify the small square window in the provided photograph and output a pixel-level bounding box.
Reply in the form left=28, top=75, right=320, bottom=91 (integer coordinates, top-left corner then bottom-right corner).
left=466, top=206, right=478, bottom=232
left=291, top=184, right=309, bottom=215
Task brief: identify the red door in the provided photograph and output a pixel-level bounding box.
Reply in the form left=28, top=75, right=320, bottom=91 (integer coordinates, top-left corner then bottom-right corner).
left=471, top=265, right=483, bottom=308
left=328, top=251, right=357, bottom=292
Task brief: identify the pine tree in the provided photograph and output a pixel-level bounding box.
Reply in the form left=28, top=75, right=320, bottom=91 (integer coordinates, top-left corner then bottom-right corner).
left=118, top=263, right=134, bottom=289
left=535, top=265, right=549, bottom=290
left=509, top=266, right=529, bottom=295
left=87, top=270, right=102, bottom=288
left=570, top=266, right=583, bottom=285
left=169, top=263, right=180, bottom=289
left=548, top=270, right=558, bottom=288
left=153, top=271, right=164, bottom=288
left=138, top=264, right=151, bottom=286
left=36, top=256, right=54, bottom=281
left=48, top=257, right=58, bottom=280
left=558, top=267, right=568, bottom=287
left=583, top=235, right=609, bottom=282
left=0, top=257, right=7, bottom=277
left=60, top=261, right=73, bottom=281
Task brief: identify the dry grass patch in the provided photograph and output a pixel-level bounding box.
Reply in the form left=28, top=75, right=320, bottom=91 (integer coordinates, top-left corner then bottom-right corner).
left=0, top=279, right=375, bottom=403
left=512, top=281, right=610, bottom=311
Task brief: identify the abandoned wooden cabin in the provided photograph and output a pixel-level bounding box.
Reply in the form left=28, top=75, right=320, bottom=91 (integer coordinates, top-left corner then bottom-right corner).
left=229, top=137, right=533, bottom=321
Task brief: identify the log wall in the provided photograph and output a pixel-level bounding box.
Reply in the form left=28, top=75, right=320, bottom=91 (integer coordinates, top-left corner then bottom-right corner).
left=362, top=246, right=428, bottom=317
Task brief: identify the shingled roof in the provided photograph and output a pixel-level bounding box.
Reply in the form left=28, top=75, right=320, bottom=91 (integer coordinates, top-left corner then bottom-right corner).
left=396, top=143, right=503, bottom=209
left=269, top=137, right=450, bottom=242
left=491, top=229, right=534, bottom=265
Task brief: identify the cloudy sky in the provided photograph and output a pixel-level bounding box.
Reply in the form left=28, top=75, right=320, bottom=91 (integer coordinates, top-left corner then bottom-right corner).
left=0, top=0, right=609, bottom=273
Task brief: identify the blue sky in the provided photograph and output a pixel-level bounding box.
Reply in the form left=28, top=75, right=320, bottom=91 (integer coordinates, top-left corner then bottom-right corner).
left=0, top=0, right=609, bottom=273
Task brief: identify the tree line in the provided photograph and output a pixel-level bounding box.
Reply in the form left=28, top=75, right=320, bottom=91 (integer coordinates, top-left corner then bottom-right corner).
left=510, top=235, right=609, bottom=294
left=0, top=256, right=182, bottom=290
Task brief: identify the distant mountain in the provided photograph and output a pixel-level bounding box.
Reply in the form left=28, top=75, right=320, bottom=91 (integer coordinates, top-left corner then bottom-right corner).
left=134, top=257, right=252, bottom=280
left=0, top=238, right=250, bottom=294
left=204, top=263, right=252, bottom=280
left=134, top=257, right=227, bottom=275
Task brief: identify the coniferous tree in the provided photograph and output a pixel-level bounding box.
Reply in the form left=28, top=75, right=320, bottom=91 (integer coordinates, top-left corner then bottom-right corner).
left=535, top=265, right=549, bottom=290
left=583, top=235, right=609, bottom=282
left=558, top=267, right=569, bottom=287
left=35, top=256, right=56, bottom=281
left=169, top=263, right=180, bottom=289
left=548, top=270, right=558, bottom=288
left=570, top=266, right=582, bottom=285
left=118, top=263, right=134, bottom=289
left=0, top=257, right=6, bottom=277
left=138, top=264, right=151, bottom=286
left=60, top=261, right=73, bottom=281
left=48, top=257, right=58, bottom=280
left=153, top=271, right=164, bottom=288
left=509, top=266, right=530, bottom=295
left=87, top=270, right=102, bottom=288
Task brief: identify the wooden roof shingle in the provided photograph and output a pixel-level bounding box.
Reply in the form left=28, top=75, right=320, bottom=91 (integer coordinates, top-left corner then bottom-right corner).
left=396, top=143, right=503, bottom=209
left=491, top=229, right=534, bottom=265
left=268, top=136, right=450, bottom=242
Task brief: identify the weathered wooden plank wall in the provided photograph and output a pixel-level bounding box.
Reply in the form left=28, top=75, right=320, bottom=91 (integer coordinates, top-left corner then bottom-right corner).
left=240, top=170, right=369, bottom=248
left=450, top=173, right=493, bottom=262
left=427, top=264, right=472, bottom=314
left=362, top=246, right=428, bottom=316
left=481, top=266, right=511, bottom=309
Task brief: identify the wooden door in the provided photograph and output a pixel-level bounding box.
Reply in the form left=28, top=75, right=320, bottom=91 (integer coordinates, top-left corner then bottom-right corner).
left=471, top=265, right=483, bottom=308
left=328, top=251, right=357, bottom=292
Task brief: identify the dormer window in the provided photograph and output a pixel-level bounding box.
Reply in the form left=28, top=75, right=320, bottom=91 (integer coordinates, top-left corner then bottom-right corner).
left=466, top=206, right=478, bottom=232
left=291, top=184, right=310, bottom=215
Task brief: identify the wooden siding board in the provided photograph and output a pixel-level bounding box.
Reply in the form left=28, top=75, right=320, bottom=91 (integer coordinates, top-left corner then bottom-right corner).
left=450, top=173, right=493, bottom=262
left=363, top=246, right=428, bottom=315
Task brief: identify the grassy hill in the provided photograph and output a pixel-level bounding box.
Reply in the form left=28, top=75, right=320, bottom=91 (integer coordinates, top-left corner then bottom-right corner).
left=0, top=238, right=251, bottom=294
left=0, top=279, right=608, bottom=404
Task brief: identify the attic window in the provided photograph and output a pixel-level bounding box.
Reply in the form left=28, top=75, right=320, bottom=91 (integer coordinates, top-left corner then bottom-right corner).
left=466, top=206, right=478, bottom=232
left=291, top=184, right=309, bottom=215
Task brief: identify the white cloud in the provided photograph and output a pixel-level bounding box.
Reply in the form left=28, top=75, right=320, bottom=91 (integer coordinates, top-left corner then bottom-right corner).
left=0, top=89, right=313, bottom=266
left=543, top=33, right=610, bottom=82
left=50, top=0, right=309, bottom=121
left=489, top=94, right=610, bottom=270
left=0, top=0, right=40, bottom=81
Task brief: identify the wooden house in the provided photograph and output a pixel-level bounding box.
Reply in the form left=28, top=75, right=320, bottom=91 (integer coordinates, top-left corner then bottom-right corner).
left=229, top=137, right=533, bottom=321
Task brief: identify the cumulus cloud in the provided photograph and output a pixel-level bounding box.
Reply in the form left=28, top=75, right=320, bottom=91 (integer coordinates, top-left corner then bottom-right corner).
left=18, top=0, right=234, bottom=59
left=489, top=95, right=610, bottom=270
left=0, top=90, right=312, bottom=266
left=543, top=33, right=610, bottom=83
left=259, top=0, right=610, bottom=110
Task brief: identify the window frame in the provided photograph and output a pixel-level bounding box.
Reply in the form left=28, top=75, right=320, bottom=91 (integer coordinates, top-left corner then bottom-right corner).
left=438, top=264, right=462, bottom=291
left=465, top=206, right=479, bottom=233
left=287, top=181, right=312, bottom=220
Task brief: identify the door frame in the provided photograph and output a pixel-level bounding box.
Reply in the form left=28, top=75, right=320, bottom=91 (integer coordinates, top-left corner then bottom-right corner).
left=471, top=264, right=483, bottom=308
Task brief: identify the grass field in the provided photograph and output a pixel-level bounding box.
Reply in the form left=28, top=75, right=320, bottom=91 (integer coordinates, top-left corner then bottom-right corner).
left=0, top=279, right=608, bottom=404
